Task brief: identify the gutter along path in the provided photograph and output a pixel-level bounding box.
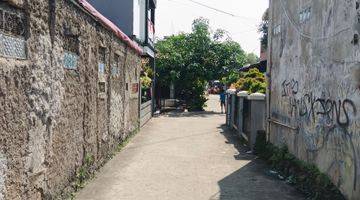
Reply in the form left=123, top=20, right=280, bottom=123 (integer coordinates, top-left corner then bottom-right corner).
left=76, top=95, right=304, bottom=200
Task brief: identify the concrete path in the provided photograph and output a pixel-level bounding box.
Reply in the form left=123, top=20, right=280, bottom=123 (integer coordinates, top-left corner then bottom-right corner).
left=76, top=95, right=304, bottom=200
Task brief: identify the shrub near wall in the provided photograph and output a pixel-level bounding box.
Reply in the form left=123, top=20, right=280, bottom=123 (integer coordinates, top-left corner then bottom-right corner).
left=0, top=0, right=141, bottom=199
left=255, top=133, right=345, bottom=200
left=234, top=68, right=266, bottom=94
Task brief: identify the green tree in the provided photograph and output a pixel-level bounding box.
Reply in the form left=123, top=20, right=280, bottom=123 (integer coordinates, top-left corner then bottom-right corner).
left=245, top=53, right=259, bottom=65
left=259, top=8, right=269, bottom=50
left=156, top=18, right=248, bottom=111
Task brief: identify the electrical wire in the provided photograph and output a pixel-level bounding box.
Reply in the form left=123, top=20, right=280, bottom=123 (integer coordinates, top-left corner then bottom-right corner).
left=186, top=0, right=257, bottom=21
left=279, top=0, right=351, bottom=40
left=168, top=0, right=258, bottom=21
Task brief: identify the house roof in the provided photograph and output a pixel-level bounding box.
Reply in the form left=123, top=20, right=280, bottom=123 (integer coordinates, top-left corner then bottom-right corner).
left=239, top=60, right=267, bottom=73
left=78, top=0, right=143, bottom=55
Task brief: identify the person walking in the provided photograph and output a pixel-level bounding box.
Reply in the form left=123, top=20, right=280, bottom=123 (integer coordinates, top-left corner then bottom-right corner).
left=219, top=89, right=226, bottom=114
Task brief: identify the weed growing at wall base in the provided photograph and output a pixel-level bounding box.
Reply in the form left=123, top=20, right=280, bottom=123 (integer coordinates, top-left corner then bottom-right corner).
left=63, top=127, right=141, bottom=200
left=254, top=133, right=345, bottom=200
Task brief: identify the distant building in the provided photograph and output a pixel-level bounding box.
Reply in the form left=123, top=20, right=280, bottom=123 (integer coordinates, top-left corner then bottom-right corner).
left=240, top=45, right=267, bottom=73
left=87, top=0, right=156, bottom=58
left=239, top=60, right=267, bottom=73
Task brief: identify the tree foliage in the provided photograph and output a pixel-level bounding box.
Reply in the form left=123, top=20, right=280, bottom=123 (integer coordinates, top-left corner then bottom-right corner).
left=245, top=53, right=260, bottom=65
left=140, top=59, right=153, bottom=90
left=234, top=68, right=266, bottom=94
left=259, top=8, right=269, bottom=50
left=156, top=18, right=250, bottom=110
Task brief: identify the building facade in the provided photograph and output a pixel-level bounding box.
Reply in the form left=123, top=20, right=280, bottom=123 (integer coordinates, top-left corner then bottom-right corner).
left=88, top=0, right=157, bottom=124
left=0, top=0, right=142, bottom=199
left=268, top=0, right=360, bottom=199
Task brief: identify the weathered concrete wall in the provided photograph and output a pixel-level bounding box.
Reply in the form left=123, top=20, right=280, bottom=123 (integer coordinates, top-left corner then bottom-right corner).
left=0, top=0, right=140, bottom=199
left=268, top=0, right=360, bottom=199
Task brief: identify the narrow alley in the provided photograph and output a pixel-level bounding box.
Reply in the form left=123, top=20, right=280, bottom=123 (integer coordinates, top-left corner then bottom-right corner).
left=76, top=95, right=304, bottom=200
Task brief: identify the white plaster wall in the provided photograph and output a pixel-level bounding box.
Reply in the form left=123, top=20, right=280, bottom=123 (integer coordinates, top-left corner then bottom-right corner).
left=268, top=0, right=360, bottom=199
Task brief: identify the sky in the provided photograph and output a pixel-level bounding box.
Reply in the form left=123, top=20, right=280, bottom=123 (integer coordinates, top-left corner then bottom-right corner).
left=156, top=0, right=269, bottom=56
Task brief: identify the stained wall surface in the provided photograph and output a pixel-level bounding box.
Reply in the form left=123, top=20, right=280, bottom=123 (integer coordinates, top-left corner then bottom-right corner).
left=268, top=0, right=360, bottom=199
left=0, top=0, right=140, bottom=199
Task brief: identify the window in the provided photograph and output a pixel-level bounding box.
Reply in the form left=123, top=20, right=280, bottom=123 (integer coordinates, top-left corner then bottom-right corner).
left=99, top=47, right=106, bottom=63
left=111, top=53, right=120, bottom=76
left=99, top=82, right=106, bottom=93
left=64, top=35, right=79, bottom=55
left=0, top=4, right=26, bottom=59
left=97, top=46, right=107, bottom=98
left=98, top=47, right=106, bottom=74
left=63, top=34, right=79, bottom=70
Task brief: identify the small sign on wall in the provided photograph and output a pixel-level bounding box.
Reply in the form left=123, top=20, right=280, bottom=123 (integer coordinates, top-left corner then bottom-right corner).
left=132, top=83, right=139, bottom=94
left=130, top=83, right=139, bottom=99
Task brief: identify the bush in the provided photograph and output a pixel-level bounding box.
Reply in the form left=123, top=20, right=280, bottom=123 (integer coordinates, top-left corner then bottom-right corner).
left=187, top=94, right=207, bottom=111
left=254, top=135, right=345, bottom=200
left=141, top=76, right=152, bottom=90
left=234, top=68, right=266, bottom=94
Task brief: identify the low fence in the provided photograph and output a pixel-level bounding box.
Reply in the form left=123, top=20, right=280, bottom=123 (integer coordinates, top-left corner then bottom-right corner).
left=225, top=90, right=266, bottom=151
left=140, top=100, right=152, bottom=127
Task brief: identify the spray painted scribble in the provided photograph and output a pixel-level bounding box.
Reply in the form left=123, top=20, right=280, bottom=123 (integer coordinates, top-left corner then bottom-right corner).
left=281, top=81, right=357, bottom=128
left=280, top=79, right=358, bottom=191
left=269, top=1, right=360, bottom=198
left=282, top=79, right=299, bottom=97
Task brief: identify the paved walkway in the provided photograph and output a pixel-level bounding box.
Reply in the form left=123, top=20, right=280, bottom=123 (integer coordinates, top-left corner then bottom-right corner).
left=76, top=95, right=304, bottom=200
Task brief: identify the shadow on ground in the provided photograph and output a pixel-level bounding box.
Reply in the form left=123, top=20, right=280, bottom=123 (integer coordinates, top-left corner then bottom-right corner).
left=217, top=124, right=253, bottom=160
left=162, top=110, right=225, bottom=118
left=213, top=125, right=305, bottom=200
